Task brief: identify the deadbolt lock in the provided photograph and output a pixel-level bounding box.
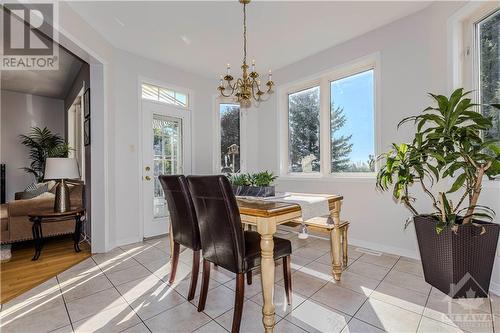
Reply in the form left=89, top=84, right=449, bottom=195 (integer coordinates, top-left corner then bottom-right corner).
left=145, top=166, right=151, bottom=171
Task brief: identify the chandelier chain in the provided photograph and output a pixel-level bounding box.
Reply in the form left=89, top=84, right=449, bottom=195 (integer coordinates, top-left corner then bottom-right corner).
left=243, top=3, right=247, bottom=65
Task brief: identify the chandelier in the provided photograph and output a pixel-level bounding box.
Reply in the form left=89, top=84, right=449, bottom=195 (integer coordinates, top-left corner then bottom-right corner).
left=217, top=0, right=274, bottom=107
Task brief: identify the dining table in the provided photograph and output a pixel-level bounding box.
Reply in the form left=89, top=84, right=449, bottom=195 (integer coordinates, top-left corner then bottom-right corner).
left=236, top=193, right=344, bottom=333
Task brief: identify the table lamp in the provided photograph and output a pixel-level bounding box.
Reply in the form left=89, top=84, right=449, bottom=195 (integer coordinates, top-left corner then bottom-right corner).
left=44, top=158, right=80, bottom=213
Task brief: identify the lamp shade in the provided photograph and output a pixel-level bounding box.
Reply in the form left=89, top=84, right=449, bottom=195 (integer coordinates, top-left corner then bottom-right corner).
left=44, top=158, right=80, bottom=180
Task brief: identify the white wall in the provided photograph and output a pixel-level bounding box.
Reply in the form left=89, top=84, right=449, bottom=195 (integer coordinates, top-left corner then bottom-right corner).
left=0, top=91, right=65, bottom=201
left=255, top=1, right=500, bottom=290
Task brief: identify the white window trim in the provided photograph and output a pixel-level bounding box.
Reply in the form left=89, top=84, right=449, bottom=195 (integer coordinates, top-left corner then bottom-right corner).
left=140, top=78, right=192, bottom=111
left=212, top=96, right=246, bottom=174
left=449, top=3, right=500, bottom=186
left=277, top=53, right=381, bottom=180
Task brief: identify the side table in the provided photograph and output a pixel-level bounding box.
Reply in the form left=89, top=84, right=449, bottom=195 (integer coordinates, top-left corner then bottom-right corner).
left=28, top=208, right=86, bottom=261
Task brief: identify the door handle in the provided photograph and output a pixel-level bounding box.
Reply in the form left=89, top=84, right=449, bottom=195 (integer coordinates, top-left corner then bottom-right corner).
left=145, top=176, right=151, bottom=181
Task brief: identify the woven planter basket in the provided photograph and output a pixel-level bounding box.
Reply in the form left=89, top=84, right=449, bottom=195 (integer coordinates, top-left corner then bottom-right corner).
left=414, top=215, right=499, bottom=298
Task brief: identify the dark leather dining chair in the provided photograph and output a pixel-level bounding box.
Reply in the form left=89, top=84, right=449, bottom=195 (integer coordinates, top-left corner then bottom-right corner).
left=159, top=175, right=201, bottom=301
left=187, top=175, right=292, bottom=333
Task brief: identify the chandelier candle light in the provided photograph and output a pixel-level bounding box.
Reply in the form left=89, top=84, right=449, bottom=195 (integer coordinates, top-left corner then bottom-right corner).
left=217, top=0, right=274, bottom=107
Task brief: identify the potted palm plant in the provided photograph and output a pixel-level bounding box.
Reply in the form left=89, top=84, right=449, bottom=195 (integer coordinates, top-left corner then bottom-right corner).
left=20, top=127, right=70, bottom=182
left=377, top=89, right=500, bottom=298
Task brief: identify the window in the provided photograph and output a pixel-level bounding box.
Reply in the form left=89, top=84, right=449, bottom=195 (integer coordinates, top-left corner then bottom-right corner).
left=141, top=83, right=188, bottom=108
left=220, top=103, right=241, bottom=173
left=330, top=70, right=375, bottom=172
left=281, top=57, right=377, bottom=177
left=477, top=9, right=499, bottom=143
left=288, top=86, right=320, bottom=173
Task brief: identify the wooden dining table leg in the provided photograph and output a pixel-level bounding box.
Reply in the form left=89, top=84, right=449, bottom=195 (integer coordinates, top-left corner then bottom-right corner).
left=257, top=218, right=276, bottom=333
left=330, top=201, right=343, bottom=281
left=169, top=223, right=174, bottom=259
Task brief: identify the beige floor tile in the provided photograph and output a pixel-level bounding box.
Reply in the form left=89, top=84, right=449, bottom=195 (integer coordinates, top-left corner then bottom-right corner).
left=92, top=248, right=126, bottom=265
left=290, top=254, right=315, bottom=269
left=341, top=318, right=386, bottom=333
left=392, top=259, right=424, bottom=277
left=286, top=299, right=351, bottom=333
left=1, top=280, right=63, bottom=318
left=300, top=261, right=335, bottom=281
left=274, top=319, right=308, bottom=332
left=49, top=325, right=74, bottom=333
left=251, top=284, right=307, bottom=317
left=417, top=316, right=465, bottom=333
left=383, top=270, right=431, bottom=295
left=191, top=284, right=235, bottom=319
left=105, top=264, right=151, bottom=286
left=193, top=320, right=228, bottom=333
left=355, top=298, right=422, bottom=332
left=143, top=258, right=192, bottom=282
left=215, top=300, right=282, bottom=332
left=347, top=261, right=390, bottom=281
left=357, top=253, right=399, bottom=268
left=65, top=287, right=127, bottom=322
left=116, top=274, right=169, bottom=302
left=311, top=283, right=367, bottom=316
left=97, top=257, right=140, bottom=274
left=0, top=303, right=70, bottom=333
left=277, top=270, right=329, bottom=298
left=72, top=303, right=141, bottom=333
left=127, top=289, right=186, bottom=321
left=331, top=271, right=379, bottom=296
left=60, top=273, right=114, bottom=302
left=120, top=322, right=151, bottom=333
left=144, top=301, right=211, bottom=332
left=371, top=281, right=429, bottom=315
left=293, top=247, right=329, bottom=261
left=131, top=247, right=169, bottom=265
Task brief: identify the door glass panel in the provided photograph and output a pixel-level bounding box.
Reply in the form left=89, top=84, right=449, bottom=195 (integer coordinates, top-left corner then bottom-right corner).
left=152, top=115, right=182, bottom=218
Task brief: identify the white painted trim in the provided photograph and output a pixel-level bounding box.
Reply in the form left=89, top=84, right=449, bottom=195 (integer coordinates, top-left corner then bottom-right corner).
left=277, top=52, right=381, bottom=179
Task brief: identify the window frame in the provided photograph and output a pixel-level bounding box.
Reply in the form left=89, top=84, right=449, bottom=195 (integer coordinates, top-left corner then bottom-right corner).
left=278, top=54, right=381, bottom=179
left=140, top=82, right=190, bottom=110
left=213, top=97, right=246, bottom=174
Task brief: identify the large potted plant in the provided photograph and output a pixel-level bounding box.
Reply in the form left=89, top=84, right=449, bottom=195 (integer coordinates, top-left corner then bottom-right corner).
left=20, top=127, right=70, bottom=182
left=377, top=89, right=500, bottom=298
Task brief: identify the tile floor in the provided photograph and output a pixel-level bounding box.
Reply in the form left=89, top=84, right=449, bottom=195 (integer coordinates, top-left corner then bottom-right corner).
left=1, top=228, right=499, bottom=333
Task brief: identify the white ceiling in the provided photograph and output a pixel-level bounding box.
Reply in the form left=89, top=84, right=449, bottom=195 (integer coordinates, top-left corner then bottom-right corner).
left=68, top=1, right=432, bottom=79
left=1, top=42, right=84, bottom=99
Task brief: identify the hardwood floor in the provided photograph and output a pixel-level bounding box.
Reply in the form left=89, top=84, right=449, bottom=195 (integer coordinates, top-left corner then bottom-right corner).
left=1, top=236, right=91, bottom=304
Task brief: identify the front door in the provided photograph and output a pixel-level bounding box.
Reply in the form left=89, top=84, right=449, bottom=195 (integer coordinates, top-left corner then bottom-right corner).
left=142, top=100, right=191, bottom=238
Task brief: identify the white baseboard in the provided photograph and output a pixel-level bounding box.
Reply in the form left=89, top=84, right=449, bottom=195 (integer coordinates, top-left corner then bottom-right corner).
left=348, top=237, right=420, bottom=260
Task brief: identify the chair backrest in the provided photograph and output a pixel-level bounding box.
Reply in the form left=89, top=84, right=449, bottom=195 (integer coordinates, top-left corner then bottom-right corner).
left=159, top=175, right=201, bottom=251
left=187, top=175, right=245, bottom=273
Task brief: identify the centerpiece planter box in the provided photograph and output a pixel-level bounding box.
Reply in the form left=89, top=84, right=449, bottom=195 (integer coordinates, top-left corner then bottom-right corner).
left=232, top=185, right=275, bottom=197
left=414, top=215, right=499, bottom=298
